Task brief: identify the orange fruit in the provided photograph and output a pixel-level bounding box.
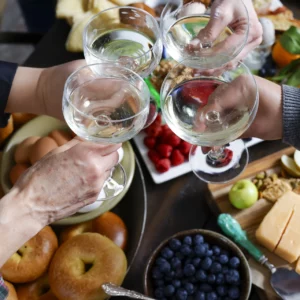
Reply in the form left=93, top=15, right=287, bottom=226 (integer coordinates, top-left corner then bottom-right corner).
left=272, top=41, right=300, bottom=68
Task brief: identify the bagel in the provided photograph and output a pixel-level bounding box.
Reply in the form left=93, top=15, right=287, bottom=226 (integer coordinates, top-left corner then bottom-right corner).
left=59, top=221, right=93, bottom=244
left=1, top=226, right=58, bottom=283
left=49, top=233, right=127, bottom=300
left=59, top=212, right=128, bottom=249
left=4, top=281, right=18, bottom=300
left=17, top=273, right=57, bottom=300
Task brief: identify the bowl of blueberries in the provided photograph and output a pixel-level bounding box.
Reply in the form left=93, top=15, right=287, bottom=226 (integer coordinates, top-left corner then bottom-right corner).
left=144, top=229, right=251, bottom=300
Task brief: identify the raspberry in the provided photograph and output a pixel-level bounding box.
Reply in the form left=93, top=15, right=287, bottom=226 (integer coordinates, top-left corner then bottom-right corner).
left=154, top=113, right=162, bottom=126
left=155, top=158, right=171, bottom=173
left=160, top=125, right=173, bottom=140
left=144, top=136, right=156, bottom=149
left=156, top=144, right=173, bottom=158
left=171, top=149, right=185, bottom=166
left=165, top=134, right=181, bottom=147
left=178, top=141, right=192, bottom=156
left=148, top=150, right=161, bottom=164
left=145, top=124, right=162, bottom=137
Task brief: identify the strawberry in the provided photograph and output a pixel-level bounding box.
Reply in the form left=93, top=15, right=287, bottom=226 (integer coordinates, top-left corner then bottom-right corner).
left=171, top=149, right=185, bottom=166
left=156, top=144, right=173, bottom=158
left=155, top=158, right=171, bottom=173
left=165, top=133, right=181, bottom=147
left=148, top=150, right=161, bottom=164
left=144, top=136, right=156, bottom=149
left=178, top=141, right=192, bottom=156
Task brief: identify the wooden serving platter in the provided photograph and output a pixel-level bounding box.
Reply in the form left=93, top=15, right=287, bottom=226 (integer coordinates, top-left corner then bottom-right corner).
left=207, top=147, right=296, bottom=299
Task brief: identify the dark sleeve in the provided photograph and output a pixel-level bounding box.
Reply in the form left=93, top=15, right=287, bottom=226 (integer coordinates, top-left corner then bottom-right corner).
left=282, top=84, right=300, bottom=150
left=0, top=61, right=18, bottom=128
left=0, top=275, right=8, bottom=300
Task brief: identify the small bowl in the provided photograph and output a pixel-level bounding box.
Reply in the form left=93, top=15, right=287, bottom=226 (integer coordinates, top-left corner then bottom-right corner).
left=144, top=229, right=251, bottom=300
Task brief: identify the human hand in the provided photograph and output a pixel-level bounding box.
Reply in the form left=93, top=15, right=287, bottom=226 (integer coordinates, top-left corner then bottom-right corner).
left=192, top=0, right=262, bottom=68
left=13, top=139, right=120, bottom=226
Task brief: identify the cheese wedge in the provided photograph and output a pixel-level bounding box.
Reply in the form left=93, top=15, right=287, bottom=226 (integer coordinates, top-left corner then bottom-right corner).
left=255, top=191, right=297, bottom=252
left=296, top=258, right=300, bottom=274
left=275, top=204, right=300, bottom=263
left=110, top=0, right=141, bottom=5
left=56, top=0, right=86, bottom=19
left=66, top=11, right=94, bottom=52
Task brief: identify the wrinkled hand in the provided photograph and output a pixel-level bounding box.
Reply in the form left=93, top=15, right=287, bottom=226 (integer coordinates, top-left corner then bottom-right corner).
left=193, top=0, right=262, bottom=68
left=13, top=139, right=120, bottom=226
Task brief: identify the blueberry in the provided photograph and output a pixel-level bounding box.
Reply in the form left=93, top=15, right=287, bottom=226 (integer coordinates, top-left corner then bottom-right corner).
left=195, top=269, right=207, bottom=282
left=194, top=245, right=206, bottom=257
left=226, top=269, right=240, bottom=284
left=206, top=250, right=213, bottom=257
left=161, top=247, right=174, bottom=259
left=206, top=291, right=218, bottom=300
left=212, top=246, right=221, bottom=256
left=229, top=257, right=240, bottom=269
left=156, top=257, right=168, bottom=266
left=219, top=254, right=229, bottom=265
left=228, top=286, right=240, bottom=299
left=172, top=279, right=181, bottom=288
left=222, top=266, right=229, bottom=274
left=176, top=288, right=188, bottom=300
left=154, top=287, right=164, bottom=299
left=210, top=262, right=222, bottom=274
left=200, top=257, right=212, bottom=270
left=190, top=276, right=197, bottom=283
left=152, top=267, right=163, bottom=279
left=183, top=264, right=196, bottom=277
left=171, top=257, right=182, bottom=269
left=192, top=257, right=201, bottom=268
left=221, top=250, right=229, bottom=256
left=217, top=285, right=228, bottom=296
left=175, top=268, right=184, bottom=279
left=165, top=271, right=175, bottom=281
left=193, top=234, right=204, bottom=245
left=164, top=285, right=175, bottom=297
left=154, top=279, right=164, bottom=287
left=176, top=252, right=185, bottom=260
left=215, top=273, right=225, bottom=285
left=207, top=274, right=216, bottom=284
left=183, top=236, right=193, bottom=246
left=181, top=245, right=192, bottom=256
left=159, top=261, right=171, bottom=273
left=185, top=258, right=192, bottom=265
left=184, top=283, right=194, bottom=295
left=203, top=243, right=209, bottom=250
left=169, top=238, right=182, bottom=251
left=198, top=283, right=212, bottom=293
left=194, top=291, right=206, bottom=300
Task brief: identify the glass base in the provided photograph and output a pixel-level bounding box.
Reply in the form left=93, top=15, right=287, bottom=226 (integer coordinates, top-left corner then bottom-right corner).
left=97, top=163, right=126, bottom=201
left=189, top=139, right=248, bottom=184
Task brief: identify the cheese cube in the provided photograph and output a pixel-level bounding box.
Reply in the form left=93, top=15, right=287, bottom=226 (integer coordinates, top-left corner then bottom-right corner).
left=256, top=191, right=296, bottom=252
left=275, top=209, right=300, bottom=263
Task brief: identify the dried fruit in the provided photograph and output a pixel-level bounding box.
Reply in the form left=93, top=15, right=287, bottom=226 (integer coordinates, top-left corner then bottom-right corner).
left=261, top=179, right=292, bottom=202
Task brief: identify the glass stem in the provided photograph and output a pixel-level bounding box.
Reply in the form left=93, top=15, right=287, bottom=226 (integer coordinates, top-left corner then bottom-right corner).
left=208, top=146, right=226, bottom=161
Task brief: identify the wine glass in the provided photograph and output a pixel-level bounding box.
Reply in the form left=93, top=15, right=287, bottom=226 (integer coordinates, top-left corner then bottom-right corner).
left=83, top=6, right=163, bottom=126
left=160, top=60, right=258, bottom=183
left=161, top=0, right=249, bottom=69
left=63, top=63, right=150, bottom=199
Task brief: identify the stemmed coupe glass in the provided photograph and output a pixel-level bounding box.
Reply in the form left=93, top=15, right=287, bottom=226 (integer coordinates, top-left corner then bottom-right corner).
left=83, top=6, right=163, bottom=126
left=159, top=0, right=259, bottom=183
left=63, top=63, right=150, bottom=199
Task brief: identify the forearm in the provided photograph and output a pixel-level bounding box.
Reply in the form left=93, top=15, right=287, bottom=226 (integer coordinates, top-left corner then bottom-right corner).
left=0, top=189, right=42, bottom=268
left=6, top=67, right=44, bottom=115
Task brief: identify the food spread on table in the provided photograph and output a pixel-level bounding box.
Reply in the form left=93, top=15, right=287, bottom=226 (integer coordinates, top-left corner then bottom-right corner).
left=0, top=211, right=128, bottom=300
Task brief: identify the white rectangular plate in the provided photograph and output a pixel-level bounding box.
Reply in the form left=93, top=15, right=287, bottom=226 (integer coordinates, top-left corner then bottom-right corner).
left=133, top=134, right=263, bottom=184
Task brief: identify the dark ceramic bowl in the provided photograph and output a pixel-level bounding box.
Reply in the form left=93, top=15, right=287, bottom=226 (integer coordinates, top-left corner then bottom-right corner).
left=144, top=229, right=251, bottom=300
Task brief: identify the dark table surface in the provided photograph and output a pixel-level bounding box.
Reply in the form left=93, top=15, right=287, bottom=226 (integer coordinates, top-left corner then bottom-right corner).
left=23, top=2, right=300, bottom=298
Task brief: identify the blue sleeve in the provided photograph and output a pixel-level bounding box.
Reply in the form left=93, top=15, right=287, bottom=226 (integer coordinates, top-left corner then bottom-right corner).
left=0, top=61, right=18, bottom=128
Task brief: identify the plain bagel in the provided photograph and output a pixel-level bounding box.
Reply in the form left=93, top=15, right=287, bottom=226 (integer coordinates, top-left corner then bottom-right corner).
left=49, top=233, right=127, bottom=300
left=17, top=273, right=57, bottom=300
left=1, top=226, right=58, bottom=283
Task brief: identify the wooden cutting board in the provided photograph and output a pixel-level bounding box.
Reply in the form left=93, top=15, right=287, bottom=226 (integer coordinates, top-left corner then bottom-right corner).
left=207, top=147, right=296, bottom=299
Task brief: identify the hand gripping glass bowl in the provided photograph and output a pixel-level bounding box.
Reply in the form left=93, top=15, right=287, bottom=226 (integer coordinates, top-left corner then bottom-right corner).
left=83, top=6, right=163, bottom=127
left=160, top=60, right=258, bottom=183
left=160, top=0, right=249, bottom=69
left=63, top=63, right=150, bottom=200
